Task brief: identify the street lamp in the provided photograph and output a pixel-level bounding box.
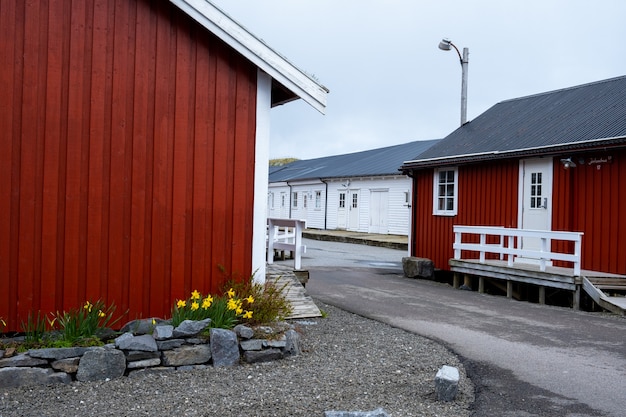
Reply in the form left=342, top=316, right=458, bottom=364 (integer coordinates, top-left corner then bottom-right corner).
left=438, top=38, right=469, bottom=126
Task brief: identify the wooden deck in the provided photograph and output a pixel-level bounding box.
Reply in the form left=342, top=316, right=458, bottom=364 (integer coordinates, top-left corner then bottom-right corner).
left=450, top=259, right=626, bottom=315
left=266, top=264, right=322, bottom=319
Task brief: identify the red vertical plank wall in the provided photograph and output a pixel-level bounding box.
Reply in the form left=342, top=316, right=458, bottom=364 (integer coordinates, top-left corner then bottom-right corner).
left=552, top=151, right=626, bottom=275
left=0, top=0, right=257, bottom=331
left=411, top=159, right=519, bottom=270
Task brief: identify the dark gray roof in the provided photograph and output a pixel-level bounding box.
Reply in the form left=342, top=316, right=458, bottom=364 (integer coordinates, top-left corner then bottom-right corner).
left=403, top=76, right=626, bottom=169
left=270, top=139, right=440, bottom=182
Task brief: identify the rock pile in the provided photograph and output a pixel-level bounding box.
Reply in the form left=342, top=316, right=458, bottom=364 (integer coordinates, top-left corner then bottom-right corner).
left=0, top=319, right=300, bottom=389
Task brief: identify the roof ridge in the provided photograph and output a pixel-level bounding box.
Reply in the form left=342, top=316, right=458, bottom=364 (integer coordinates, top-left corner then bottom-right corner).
left=499, top=74, right=626, bottom=104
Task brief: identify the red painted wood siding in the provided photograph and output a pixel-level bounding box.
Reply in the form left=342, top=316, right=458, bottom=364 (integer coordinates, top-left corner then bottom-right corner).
left=552, top=150, right=626, bottom=274
left=411, top=160, right=519, bottom=270
left=0, top=0, right=257, bottom=331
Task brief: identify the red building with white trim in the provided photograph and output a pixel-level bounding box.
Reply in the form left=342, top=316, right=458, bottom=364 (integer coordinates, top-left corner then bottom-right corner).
left=402, top=76, right=626, bottom=277
left=0, top=0, right=327, bottom=331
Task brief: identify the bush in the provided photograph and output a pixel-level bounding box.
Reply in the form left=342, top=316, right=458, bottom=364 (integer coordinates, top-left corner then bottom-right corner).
left=170, top=270, right=293, bottom=329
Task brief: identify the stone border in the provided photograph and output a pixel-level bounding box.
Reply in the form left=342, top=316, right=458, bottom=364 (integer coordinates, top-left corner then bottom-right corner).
left=0, top=319, right=301, bottom=389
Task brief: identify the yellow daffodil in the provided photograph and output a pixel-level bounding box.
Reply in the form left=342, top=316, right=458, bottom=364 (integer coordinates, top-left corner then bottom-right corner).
left=177, top=299, right=186, bottom=309
left=83, top=301, right=93, bottom=312
left=191, top=290, right=201, bottom=300
left=246, top=295, right=255, bottom=304
left=243, top=310, right=253, bottom=319
left=227, top=288, right=235, bottom=298
left=227, top=299, right=238, bottom=311
left=191, top=301, right=199, bottom=311
left=98, top=310, right=106, bottom=318
left=0, top=318, right=6, bottom=327
left=236, top=307, right=243, bottom=315
left=202, top=296, right=213, bottom=309
left=152, top=318, right=157, bottom=326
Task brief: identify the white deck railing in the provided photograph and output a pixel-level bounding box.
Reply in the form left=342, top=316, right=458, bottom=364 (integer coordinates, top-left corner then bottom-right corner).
left=453, top=225, right=584, bottom=276
left=266, top=218, right=306, bottom=270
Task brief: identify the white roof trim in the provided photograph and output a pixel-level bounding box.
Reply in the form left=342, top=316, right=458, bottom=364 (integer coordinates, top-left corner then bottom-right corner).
left=170, top=0, right=328, bottom=114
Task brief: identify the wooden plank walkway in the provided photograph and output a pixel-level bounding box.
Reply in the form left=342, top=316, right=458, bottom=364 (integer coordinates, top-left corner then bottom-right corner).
left=266, top=264, right=322, bottom=319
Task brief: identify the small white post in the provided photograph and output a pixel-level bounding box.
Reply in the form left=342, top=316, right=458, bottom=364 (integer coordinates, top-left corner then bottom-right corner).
left=454, top=230, right=461, bottom=259
left=294, top=220, right=304, bottom=270
left=479, top=233, right=486, bottom=263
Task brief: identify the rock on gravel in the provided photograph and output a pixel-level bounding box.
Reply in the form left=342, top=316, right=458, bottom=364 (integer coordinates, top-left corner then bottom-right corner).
left=0, top=301, right=473, bottom=417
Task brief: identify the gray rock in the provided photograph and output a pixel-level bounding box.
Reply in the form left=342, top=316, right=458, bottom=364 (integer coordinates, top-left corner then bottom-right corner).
left=153, top=324, right=174, bottom=340
left=173, top=318, right=211, bottom=337
left=114, top=332, right=134, bottom=347
left=115, top=334, right=158, bottom=352
left=283, top=329, right=301, bottom=356
left=127, top=367, right=176, bottom=379
left=243, top=348, right=283, bottom=363
left=185, top=338, right=206, bottom=345
left=234, top=324, right=255, bottom=339
left=402, top=256, right=434, bottom=279
left=27, top=347, right=91, bottom=360
left=0, top=367, right=71, bottom=388
left=239, top=339, right=264, bottom=351
left=0, top=353, right=48, bottom=368
left=161, top=344, right=212, bottom=367
left=156, top=339, right=185, bottom=351
left=120, top=318, right=166, bottom=335
left=435, top=365, right=459, bottom=402
left=263, top=335, right=287, bottom=348
left=210, top=328, right=239, bottom=367
left=76, top=348, right=126, bottom=382
left=324, top=409, right=390, bottom=417
left=126, top=358, right=161, bottom=369
left=125, top=351, right=160, bottom=361
left=51, top=357, right=80, bottom=373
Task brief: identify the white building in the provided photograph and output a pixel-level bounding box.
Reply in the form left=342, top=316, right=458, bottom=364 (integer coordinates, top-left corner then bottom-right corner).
left=268, top=139, right=439, bottom=236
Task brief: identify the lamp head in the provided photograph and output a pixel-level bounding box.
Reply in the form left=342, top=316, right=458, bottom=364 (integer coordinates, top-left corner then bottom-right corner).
left=438, top=38, right=452, bottom=51
left=560, top=157, right=577, bottom=169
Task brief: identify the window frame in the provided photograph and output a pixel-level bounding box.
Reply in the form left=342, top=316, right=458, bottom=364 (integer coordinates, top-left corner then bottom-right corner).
left=315, top=190, right=322, bottom=210
left=432, top=167, right=458, bottom=216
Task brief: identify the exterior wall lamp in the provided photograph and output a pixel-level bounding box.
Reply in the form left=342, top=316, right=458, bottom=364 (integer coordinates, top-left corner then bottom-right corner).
left=438, top=38, right=469, bottom=126
left=560, top=157, right=577, bottom=169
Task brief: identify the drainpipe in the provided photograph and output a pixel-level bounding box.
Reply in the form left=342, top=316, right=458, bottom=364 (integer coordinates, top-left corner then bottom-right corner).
left=287, top=182, right=293, bottom=218
left=321, top=179, right=328, bottom=230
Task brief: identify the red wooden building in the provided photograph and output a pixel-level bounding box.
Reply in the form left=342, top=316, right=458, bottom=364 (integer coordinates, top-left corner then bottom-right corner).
left=401, top=76, right=626, bottom=277
left=0, top=0, right=327, bottom=331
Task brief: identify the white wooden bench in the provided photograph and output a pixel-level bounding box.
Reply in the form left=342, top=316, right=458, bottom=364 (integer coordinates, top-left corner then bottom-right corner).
left=266, top=218, right=306, bottom=270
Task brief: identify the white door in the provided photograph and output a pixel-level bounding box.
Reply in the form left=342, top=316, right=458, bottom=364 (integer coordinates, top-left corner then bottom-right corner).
left=337, top=191, right=347, bottom=229
left=370, top=190, right=389, bottom=234
left=347, top=190, right=360, bottom=231
left=519, top=158, right=553, bottom=260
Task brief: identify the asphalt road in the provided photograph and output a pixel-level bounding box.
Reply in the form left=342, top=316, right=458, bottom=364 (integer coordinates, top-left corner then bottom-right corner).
left=285, top=238, right=626, bottom=417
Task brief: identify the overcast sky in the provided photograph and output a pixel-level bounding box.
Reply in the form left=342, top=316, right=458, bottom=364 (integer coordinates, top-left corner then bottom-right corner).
left=210, top=0, right=626, bottom=160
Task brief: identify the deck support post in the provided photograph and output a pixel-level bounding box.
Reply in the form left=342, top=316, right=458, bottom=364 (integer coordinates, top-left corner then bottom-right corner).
left=506, top=281, right=513, bottom=299
left=453, top=273, right=461, bottom=289
left=538, top=286, right=545, bottom=305
left=464, top=274, right=472, bottom=288
left=573, top=285, right=581, bottom=310
left=478, top=277, right=485, bottom=294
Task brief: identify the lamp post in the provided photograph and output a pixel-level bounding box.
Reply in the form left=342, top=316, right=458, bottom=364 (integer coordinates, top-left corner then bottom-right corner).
left=438, top=38, right=469, bottom=126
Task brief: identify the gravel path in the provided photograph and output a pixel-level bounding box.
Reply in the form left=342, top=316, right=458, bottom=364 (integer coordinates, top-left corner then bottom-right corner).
left=0, top=301, right=473, bottom=417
